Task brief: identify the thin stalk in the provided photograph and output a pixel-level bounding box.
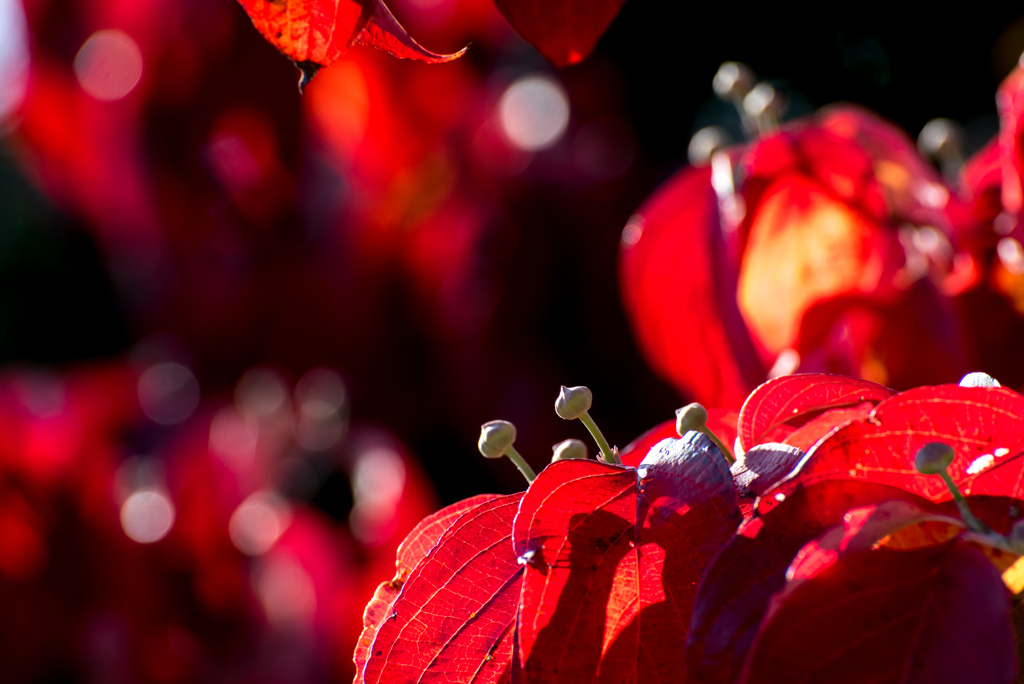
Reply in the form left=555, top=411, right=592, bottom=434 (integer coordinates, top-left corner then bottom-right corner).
left=579, top=411, right=620, bottom=465
left=939, top=471, right=989, bottom=533
left=505, top=445, right=537, bottom=483
left=700, top=427, right=735, bottom=466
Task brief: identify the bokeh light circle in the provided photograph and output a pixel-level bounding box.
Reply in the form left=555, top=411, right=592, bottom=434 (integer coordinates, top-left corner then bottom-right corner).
left=498, top=74, right=570, bottom=152
left=74, top=29, right=143, bottom=101
left=120, top=490, right=175, bottom=543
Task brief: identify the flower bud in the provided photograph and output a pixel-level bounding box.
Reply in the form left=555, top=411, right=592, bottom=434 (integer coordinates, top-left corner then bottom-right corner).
left=688, top=126, right=730, bottom=166
left=478, top=420, right=516, bottom=458
left=917, top=118, right=963, bottom=159
left=914, top=442, right=955, bottom=475
left=555, top=386, right=593, bottom=420
left=675, top=403, right=709, bottom=436
left=712, top=62, right=755, bottom=102
left=743, top=83, right=780, bottom=118
left=959, top=372, right=1001, bottom=388
left=552, top=438, right=588, bottom=462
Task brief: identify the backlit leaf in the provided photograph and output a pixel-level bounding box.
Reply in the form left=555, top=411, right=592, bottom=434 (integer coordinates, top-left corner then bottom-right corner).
left=492, top=0, right=628, bottom=67
left=354, top=494, right=498, bottom=679
left=236, top=0, right=465, bottom=91
left=736, top=373, right=894, bottom=452
left=758, top=384, right=1024, bottom=516
left=362, top=494, right=523, bottom=684
left=514, top=432, right=740, bottom=682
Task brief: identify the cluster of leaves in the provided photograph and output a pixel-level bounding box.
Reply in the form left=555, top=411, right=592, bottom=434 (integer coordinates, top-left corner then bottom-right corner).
left=620, top=60, right=1024, bottom=407
left=354, top=373, right=1024, bottom=682
left=235, top=0, right=628, bottom=86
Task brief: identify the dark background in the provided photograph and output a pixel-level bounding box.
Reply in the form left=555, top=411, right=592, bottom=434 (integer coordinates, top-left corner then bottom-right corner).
left=6, top=1, right=1024, bottom=510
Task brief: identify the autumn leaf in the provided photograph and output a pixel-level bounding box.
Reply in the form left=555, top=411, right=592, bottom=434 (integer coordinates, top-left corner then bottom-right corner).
left=736, top=373, right=894, bottom=452
left=235, top=0, right=466, bottom=92
left=758, top=384, right=1024, bottom=516
left=492, top=0, right=628, bottom=67
left=740, top=503, right=1015, bottom=684
left=361, top=494, right=523, bottom=683
left=685, top=480, right=936, bottom=684
left=353, top=493, right=498, bottom=680
left=619, top=165, right=762, bottom=409
left=514, top=432, right=741, bottom=682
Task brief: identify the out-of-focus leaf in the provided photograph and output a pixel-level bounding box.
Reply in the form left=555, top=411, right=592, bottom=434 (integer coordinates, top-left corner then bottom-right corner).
left=618, top=166, right=761, bottom=409
left=492, top=0, right=627, bottom=67
left=515, top=433, right=740, bottom=682
left=355, top=1, right=468, bottom=63
left=361, top=494, right=522, bottom=684
left=235, top=0, right=465, bottom=89
left=353, top=494, right=498, bottom=680
left=741, top=542, right=1014, bottom=684
left=685, top=480, right=935, bottom=684
left=759, top=384, right=1024, bottom=516
left=736, top=373, right=894, bottom=452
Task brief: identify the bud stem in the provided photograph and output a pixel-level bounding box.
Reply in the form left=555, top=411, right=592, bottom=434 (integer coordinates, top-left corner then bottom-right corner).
left=701, top=428, right=736, bottom=466
left=504, top=445, right=536, bottom=483
left=938, top=471, right=989, bottom=533
left=578, top=411, right=620, bottom=465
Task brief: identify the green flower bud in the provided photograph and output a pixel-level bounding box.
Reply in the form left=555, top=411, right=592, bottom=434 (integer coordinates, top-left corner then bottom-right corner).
left=914, top=442, right=955, bottom=475
left=552, top=439, right=588, bottom=462
left=555, top=386, right=593, bottom=420
left=675, top=403, right=709, bottom=436
left=478, top=420, right=516, bottom=459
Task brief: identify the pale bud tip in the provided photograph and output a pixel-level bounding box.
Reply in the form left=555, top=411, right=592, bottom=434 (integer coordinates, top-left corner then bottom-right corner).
left=675, top=403, right=709, bottom=436
left=478, top=420, right=517, bottom=458
left=555, top=385, right=593, bottom=420
left=959, top=372, right=1001, bottom=388
left=552, top=438, right=588, bottom=462
left=688, top=126, right=731, bottom=166
left=918, top=118, right=962, bottom=158
left=712, top=61, right=755, bottom=102
left=914, top=442, right=955, bottom=475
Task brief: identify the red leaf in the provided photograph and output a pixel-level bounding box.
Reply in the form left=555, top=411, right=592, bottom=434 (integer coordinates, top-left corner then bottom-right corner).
left=355, top=1, right=467, bottom=64
left=786, top=500, right=965, bottom=581
left=492, top=0, right=627, bottom=67
left=758, top=385, right=1024, bottom=516
left=740, top=542, right=1015, bottom=684
left=618, top=165, right=760, bottom=409
left=780, top=402, right=874, bottom=452
left=236, top=0, right=464, bottom=85
left=362, top=494, right=523, bottom=684
left=354, top=494, right=498, bottom=679
left=235, top=0, right=370, bottom=67
left=685, top=480, right=935, bottom=684
left=514, top=433, right=741, bottom=682
left=737, top=373, right=894, bottom=452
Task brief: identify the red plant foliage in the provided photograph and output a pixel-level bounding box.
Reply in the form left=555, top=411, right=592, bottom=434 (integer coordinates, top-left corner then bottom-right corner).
left=619, top=106, right=974, bottom=407
left=357, top=374, right=1024, bottom=683
left=235, top=0, right=624, bottom=77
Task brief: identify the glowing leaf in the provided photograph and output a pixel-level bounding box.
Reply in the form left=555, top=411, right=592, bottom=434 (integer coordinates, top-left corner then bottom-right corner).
left=514, top=432, right=740, bottom=682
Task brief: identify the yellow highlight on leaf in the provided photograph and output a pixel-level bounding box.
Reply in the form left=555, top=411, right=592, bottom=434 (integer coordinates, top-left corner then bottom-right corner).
left=1002, top=555, right=1024, bottom=594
